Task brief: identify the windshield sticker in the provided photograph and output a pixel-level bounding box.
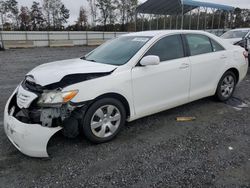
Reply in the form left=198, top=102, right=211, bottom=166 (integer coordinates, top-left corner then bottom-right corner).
left=132, top=38, right=149, bottom=42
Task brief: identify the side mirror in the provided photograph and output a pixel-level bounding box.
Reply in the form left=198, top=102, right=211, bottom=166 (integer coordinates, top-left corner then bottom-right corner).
left=140, top=55, right=160, bottom=66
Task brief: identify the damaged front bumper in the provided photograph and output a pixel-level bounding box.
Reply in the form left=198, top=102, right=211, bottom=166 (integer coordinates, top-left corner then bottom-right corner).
left=4, top=91, right=62, bottom=158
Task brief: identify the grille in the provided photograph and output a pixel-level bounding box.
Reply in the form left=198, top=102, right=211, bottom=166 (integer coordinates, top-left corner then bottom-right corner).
left=22, top=79, right=43, bottom=93
left=16, top=85, right=39, bottom=109
left=17, top=93, right=30, bottom=108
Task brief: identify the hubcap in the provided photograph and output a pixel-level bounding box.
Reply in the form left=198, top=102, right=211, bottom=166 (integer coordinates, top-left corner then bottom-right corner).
left=221, top=75, right=235, bottom=98
left=90, top=105, right=121, bottom=138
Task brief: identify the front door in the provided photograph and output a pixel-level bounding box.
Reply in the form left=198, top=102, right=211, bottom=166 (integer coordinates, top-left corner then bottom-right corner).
left=132, top=34, right=191, bottom=118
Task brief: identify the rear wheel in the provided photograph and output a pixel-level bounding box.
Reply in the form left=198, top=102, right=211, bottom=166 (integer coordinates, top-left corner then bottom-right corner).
left=82, top=98, right=126, bottom=143
left=215, top=71, right=236, bottom=101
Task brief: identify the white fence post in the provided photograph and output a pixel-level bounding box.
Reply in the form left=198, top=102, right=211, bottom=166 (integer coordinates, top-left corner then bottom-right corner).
left=47, top=31, right=50, bottom=47
left=86, top=31, right=88, bottom=46
left=0, top=30, right=4, bottom=50
left=25, top=31, right=28, bottom=41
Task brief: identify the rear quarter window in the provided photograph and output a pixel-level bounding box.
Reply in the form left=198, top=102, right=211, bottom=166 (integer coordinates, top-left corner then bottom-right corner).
left=210, top=39, right=225, bottom=52
left=186, top=34, right=213, bottom=56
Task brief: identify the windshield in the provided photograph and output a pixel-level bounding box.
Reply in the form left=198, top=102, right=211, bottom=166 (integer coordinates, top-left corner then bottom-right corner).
left=221, top=30, right=249, bottom=39
left=85, top=36, right=151, bottom=65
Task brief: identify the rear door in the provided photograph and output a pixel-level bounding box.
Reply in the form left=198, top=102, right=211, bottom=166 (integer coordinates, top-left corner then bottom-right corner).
left=185, top=34, right=228, bottom=101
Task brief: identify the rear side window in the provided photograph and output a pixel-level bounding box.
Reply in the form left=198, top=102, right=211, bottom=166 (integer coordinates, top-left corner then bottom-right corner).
left=210, top=39, right=225, bottom=52
left=145, top=34, right=184, bottom=62
left=186, top=34, right=213, bottom=56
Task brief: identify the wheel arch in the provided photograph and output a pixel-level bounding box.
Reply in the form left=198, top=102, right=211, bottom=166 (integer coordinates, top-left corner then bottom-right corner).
left=225, top=68, right=239, bottom=84
left=94, top=93, right=131, bottom=118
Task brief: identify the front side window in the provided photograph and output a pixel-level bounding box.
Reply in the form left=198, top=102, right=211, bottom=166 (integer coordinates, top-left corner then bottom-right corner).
left=186, top=34, right=213, bottom=56
left=144, top=34, right=185, bottom=62
left=85, top=36, right=152, bottom=65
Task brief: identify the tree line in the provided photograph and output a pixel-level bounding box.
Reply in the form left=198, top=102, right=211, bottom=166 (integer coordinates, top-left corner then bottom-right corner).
left=0, top=0, right=249, bottom=32
left=0, top=0, right=70, bottom=31
left=0, top=0, right=138, bottom=31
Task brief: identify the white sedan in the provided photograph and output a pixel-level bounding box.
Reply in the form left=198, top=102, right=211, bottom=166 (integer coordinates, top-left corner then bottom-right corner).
left=220, top=28, right=250, bottom=45
left=4, top=30, right=249, bottom=157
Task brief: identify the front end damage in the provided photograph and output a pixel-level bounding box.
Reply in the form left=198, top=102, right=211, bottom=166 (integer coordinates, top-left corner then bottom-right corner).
left=4, top=79, right=87, bottom=158
left=3, top=60, right=116, bottom=158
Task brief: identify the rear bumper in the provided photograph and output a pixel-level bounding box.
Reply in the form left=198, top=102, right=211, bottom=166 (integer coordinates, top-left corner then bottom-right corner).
left=4, top=91, right=62, bottom=158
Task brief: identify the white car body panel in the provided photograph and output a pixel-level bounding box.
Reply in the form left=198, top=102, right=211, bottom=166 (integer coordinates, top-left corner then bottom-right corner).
left=131, top=57, right=190, bottom=119
left=3, top=30, right=248, bottom=157
left=28, top=59, right=117, bottom=86
left=64, top=69, right=136, bottom=118
left=4, top=90, right=62, bottom=157
left=188, top=51, right=227, bottom=101
left=223, top=38, right=242, bottom=45
left=221, top=28, right=250, bottom=45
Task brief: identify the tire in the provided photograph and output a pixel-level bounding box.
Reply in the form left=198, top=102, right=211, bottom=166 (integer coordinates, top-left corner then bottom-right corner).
left=82, top=98, right=126, bottom=143
left=215, top=71, right=236, bottom=102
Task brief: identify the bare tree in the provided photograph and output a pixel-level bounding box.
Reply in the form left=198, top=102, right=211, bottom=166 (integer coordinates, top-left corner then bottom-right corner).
left=19, top=6, right=30, bottom=30
left=127, top=0, right=138, bottom=23
left=30, top=1, right=45, bottom=30
left=117, top=0, right=128, bottom=30
left=43, top=0, right=69, bottom=30
left=108, top=0, right=116, bottom=25
left=58, top=4, right=69, bottom=28
left=77, top=6, right=88, bottom=30
left=0, top=1, right=8, bottom=28
left=87, top=0, right=97, bottom=27
left=0, top=0, right=19, bottom=29
left=96, top=0, right=116, bottom=31
left=43, top=0, right=52, bottom=29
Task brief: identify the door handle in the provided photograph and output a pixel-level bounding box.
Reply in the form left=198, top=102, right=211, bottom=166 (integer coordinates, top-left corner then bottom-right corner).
left=179, top=63, right=189, bottom=69
left=220, top=55, right=227, bottom=59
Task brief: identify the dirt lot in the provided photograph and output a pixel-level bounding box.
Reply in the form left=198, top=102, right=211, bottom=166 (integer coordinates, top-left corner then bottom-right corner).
left=0, top=47, right=250, bottom=188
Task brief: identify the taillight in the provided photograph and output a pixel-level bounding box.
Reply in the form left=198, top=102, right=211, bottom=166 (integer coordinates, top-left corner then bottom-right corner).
left=243, top=51, right=248, bottom=58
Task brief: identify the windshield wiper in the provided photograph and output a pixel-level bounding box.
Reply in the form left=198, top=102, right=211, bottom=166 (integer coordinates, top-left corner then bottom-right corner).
left=86, top=59, right=96, bottom=62
left=80, top=57, right=96, bottom=62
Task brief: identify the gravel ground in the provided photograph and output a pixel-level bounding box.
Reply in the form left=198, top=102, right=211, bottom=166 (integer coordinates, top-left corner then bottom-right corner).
left=0, top=47, right=250, bottom=188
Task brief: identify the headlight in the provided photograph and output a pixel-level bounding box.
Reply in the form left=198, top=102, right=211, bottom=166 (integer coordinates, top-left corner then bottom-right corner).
left=38, top=90, right=78, bottom=106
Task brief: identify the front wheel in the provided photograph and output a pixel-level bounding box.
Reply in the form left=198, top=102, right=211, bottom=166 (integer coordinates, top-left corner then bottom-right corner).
left=215, top=71, right=236, bottom=101
left=82, top=98, right=126, bottom=143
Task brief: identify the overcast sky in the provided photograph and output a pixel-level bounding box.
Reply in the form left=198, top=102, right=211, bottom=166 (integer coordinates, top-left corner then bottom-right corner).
left=17, top=0, right=250, bottom=25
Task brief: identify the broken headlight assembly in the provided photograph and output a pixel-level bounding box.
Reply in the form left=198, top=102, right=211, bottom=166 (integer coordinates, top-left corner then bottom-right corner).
left=37, top=90, right=78, bottom=106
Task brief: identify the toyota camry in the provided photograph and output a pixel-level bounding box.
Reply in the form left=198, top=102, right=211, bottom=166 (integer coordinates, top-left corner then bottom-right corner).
left=4, top=30, right=249, bottom=157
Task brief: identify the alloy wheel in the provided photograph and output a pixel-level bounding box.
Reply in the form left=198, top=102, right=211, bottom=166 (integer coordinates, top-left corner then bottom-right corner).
left=220, top=75, right=235, bottom=98
left=90, top=105, right=121, bottom=138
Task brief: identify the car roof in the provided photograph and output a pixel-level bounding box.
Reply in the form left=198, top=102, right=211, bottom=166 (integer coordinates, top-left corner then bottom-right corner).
left=229, top=28, right=250, bottom=31
left=123, top=30, right=234, bottom=50
left=123, top=30, right=215, bottom=37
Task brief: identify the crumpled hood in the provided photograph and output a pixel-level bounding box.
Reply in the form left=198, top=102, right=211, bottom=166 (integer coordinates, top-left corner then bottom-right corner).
left=27, top=58, right=117, bottom=86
